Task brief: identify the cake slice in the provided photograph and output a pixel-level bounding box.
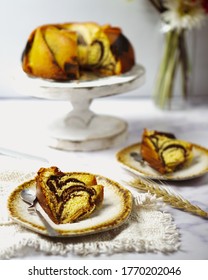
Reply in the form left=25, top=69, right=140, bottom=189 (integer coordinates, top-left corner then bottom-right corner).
left=140, top=129, right=193, bottom=174
left=36, top=166, right=104, bottom=224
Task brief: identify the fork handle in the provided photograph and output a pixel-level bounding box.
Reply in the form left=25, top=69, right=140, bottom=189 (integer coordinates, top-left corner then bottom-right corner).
left=35, top=208, right=59, bottom=237
left=29, top=206, right=59, bottom=237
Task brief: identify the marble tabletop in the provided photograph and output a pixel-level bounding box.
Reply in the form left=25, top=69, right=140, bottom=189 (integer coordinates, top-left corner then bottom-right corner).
left=0, top=97, right=208, bottom=260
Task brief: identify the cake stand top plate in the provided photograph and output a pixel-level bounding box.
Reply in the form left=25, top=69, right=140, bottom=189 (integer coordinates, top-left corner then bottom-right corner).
left=13, top=64, right=145, bottom=100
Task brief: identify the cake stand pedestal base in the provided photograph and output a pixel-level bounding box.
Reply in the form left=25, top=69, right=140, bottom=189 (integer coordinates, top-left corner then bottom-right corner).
left=47, top=112, right=128, bottom=151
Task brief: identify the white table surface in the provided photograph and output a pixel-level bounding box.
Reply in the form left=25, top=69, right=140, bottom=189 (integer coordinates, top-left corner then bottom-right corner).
left=0, top=97, right=208, bottom=260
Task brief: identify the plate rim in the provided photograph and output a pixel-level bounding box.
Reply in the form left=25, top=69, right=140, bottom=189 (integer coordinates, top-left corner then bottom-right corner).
left=7, top=172, right=133, bottom=237
left=116, top=142, right=208, bottom=181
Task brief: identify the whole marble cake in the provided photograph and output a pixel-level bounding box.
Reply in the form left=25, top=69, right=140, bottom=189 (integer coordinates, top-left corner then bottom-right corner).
left=22, top=22, right=135, bottom=81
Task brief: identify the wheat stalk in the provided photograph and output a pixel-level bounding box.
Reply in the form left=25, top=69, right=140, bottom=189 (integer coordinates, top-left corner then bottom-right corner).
left=127, top=176, right=208, bottom=219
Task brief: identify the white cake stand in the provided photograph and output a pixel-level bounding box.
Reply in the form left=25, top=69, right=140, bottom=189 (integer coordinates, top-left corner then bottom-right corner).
left=14, top=64, right=145, bottom=151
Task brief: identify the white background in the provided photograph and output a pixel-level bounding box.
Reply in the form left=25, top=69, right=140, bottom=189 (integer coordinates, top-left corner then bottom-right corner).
left=0, top=0, right=208, bottom=99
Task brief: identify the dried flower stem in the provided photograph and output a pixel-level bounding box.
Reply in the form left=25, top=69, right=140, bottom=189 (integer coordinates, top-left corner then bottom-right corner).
left=179, top=30, right=189, bottom=100
left=128, top=177, right=208, bottom=219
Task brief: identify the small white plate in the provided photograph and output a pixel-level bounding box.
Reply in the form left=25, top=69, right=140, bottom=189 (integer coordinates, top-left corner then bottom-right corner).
left=116, top=143, right=208, bottom=181
left=7, top=173, right=132, bottom=237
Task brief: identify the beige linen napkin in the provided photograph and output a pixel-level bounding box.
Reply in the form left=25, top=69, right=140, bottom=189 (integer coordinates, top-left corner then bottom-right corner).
left=0, top=158, right=180, bottom=259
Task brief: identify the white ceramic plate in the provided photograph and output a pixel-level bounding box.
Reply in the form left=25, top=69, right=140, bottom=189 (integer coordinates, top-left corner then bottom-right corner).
left=7, top=173, right=132, bottom=237
left=116, top=143, right=208, bottom=181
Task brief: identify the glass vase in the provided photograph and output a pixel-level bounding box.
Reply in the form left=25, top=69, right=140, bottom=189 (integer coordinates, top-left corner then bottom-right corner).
left=153, top=28, right=191, bottom=110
